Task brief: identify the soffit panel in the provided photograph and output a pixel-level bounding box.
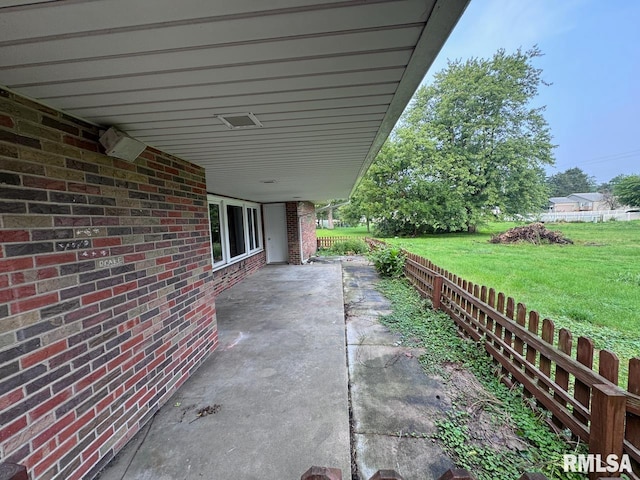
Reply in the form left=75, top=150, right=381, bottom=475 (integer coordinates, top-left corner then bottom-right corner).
left=91, top=95, right=396, bottom=125
left=0, top=0, right=468, bottom=203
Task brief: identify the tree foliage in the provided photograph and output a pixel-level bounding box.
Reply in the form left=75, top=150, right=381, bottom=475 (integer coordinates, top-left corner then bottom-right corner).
left=352, top=47, right=555, bottom=235
left=547, top=167, right=597, bottom=197
left=598, top=174, right=628, bottom=209
left=614, top=175, right=640, bottom=207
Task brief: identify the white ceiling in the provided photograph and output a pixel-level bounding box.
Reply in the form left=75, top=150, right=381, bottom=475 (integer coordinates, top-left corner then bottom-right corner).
left=0, top=0, right=468, bottom=203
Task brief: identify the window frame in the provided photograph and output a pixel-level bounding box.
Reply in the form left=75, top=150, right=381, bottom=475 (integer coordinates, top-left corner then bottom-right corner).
left=207, top=195, right=263, bottom=271
left=208, top=200, right=226, bottom=266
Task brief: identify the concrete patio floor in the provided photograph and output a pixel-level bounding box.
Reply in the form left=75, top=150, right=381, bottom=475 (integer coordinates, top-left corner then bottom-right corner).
left=97, top=258, right=454, bottom=480
left=97, top=263, right=351, bottom=480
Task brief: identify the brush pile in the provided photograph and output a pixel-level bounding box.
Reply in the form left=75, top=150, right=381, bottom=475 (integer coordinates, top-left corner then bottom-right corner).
left=489, top=222, right=573, bottom=245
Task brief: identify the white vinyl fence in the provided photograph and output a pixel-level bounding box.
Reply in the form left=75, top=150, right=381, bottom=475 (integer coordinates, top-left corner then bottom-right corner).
left=540, top=209, right=640, bottom=223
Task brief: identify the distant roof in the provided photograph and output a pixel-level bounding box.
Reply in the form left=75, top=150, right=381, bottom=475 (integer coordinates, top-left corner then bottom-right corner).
left=568, top=193, right=605, bottom=202
left=549, top=197, right=573, bottom=204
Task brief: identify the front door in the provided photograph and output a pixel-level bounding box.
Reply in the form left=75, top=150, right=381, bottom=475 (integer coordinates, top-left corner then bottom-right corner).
left=263, top=203, right=288, bottom=263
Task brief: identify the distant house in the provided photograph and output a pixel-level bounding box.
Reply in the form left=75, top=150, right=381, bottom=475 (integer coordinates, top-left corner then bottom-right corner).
left=548, top=193, right=607, bottom=212
left=548, top=196, right=576, bottom=212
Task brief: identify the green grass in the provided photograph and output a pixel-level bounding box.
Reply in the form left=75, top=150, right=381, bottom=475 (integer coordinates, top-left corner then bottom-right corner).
left=323, top=221, right=640, bottom=382
left=316, top=226, right=370, bottom=237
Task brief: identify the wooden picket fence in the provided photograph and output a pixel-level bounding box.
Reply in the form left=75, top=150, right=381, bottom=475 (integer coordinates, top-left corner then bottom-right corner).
left=316, top=236, right=366, bottom=249
left=364, top=238, right=640, bottom=479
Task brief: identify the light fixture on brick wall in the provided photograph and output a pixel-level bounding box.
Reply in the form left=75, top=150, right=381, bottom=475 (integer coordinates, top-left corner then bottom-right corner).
left=99, top=127, right=147, bottom=162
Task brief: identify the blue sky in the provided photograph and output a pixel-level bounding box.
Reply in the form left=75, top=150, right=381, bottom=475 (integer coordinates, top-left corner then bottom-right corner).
left=423, top=0, right=640, bottom=184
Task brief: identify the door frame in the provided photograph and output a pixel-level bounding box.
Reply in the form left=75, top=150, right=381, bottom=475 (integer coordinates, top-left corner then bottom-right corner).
left=263, top=203, right=288, bottom=264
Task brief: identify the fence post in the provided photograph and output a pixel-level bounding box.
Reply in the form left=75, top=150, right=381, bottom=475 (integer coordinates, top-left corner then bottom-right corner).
left=588, top=384, right=626, bottom=480
left=0, top=464, right=28, bottom=480
left=437, top=469, right=477, bottom=480
left=432, top=275, right=444, bottom=310
left=369, top=470, right=404, bottom=480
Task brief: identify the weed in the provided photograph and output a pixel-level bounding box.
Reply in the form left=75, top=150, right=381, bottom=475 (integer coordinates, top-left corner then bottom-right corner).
left=368, top=246, right=406, bottom=278
left=376, top=279, right=588, bottom=480
left=325, top=239, right=368, bottom=255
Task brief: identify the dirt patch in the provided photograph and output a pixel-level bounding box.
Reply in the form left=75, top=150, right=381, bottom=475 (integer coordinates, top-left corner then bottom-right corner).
left=490, top=223, right=573, bottom=245
left=440, top=363, right=529, bottom=453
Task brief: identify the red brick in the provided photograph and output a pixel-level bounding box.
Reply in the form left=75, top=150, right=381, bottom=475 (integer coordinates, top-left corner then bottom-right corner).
left=33, top=411, right=75, bottom=449
left=33, top=433, right=77, bottom=477
left=37, top=267, right=59, bottom=280
left=120, top=333, right=144, bottom=353
left=0, top=388, right=25, bottom=411
left=123, top=253, right=145, bottom=263
left=81, top=288, right=113, bottom=306
left=74, top=366, right=106, bottom=393
left=58, top=409, right=94, bottom=444
left=0, top=284, right=36, bottom=302
left=0, top=415, right=27, bottom=440
left=63, top=135, right=98, bottom=151
left=30, top=388, right=73, bottom=421
left=0, top=256, right=34, bottom=273
left=67, top=183, right=101, bottom=194
left=112, top=281, right=137, bottom=296
left=22, top=339, right=67, bottom=368
left=26, top=438, right=57, bottom=471
left=0, top=230, right=30, bottom=242
left=71, top=451, right=98, bottom=480
left=0, top=113, right=14, bottom=128
left=158, top=271, right=172, bottom=281
left=23, top=176, right=67, bottom=191
left=11, top=291, right=59, bottom=314
left=96, top=391, right=116, bottom=413
left=93, top=237, right=121, bottom=248
left=36, top=252, right=76, bottom=267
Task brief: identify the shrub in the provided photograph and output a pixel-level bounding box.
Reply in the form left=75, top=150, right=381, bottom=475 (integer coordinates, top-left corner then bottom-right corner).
left=369, top=246, right=406, bottom=277
left=328, top=239, right=368, bottom=255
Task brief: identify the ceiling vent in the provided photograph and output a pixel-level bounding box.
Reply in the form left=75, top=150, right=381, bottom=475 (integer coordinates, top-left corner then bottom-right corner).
left=216, top=113, right=263, bottom=129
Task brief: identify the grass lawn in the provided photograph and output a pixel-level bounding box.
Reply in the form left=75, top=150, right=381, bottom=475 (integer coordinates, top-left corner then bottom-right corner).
left=320, top=221, right=640, bottom=381
left=316, top=226, right=370, bottom=237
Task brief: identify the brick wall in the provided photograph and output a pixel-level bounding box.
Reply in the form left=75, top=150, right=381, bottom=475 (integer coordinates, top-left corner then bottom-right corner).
left=298, top=201, right=317, bottom=262
left=285, top=201, right=316, bottom=264
left=0, top=88, right=217, bottom=480
left=211, top=251, right=266, bottom=296
left=285, top=202, right=301, bottom=265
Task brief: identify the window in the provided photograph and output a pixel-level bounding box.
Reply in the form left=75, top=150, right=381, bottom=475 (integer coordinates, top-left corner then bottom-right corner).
left=209, top=203, right=224, bottom=264
left=226, top=204, right=246, bottom=258
left=247, top=207, right=261, bottom=252
left=207, top=195, right=262, bottom=270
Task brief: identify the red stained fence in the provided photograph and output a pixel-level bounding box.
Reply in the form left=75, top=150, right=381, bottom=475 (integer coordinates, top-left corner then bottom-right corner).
left=364, top=238, right=640, bottom=479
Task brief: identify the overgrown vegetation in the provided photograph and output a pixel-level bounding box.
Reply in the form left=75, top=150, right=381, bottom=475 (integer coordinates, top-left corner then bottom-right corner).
left=324, top=239, right=368, bottom=255
left=376, top=279, right=588, bottom=480
left=368, top=246, right=406, bottom=278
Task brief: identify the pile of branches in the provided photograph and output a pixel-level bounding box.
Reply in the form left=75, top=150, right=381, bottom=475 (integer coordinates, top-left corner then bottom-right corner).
left=490, top=222, right=573, bottom=245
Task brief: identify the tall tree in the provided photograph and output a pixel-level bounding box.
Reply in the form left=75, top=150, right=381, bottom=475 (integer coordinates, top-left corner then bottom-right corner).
left=598, top=174, right=628, bottom=209
left=352, top=141, right=468, bottom=236
left=614, top=175, right=640, bottom=207
left=547, top=167, right=597, bottom=197
left=352, top=47, right=554, bottom=234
